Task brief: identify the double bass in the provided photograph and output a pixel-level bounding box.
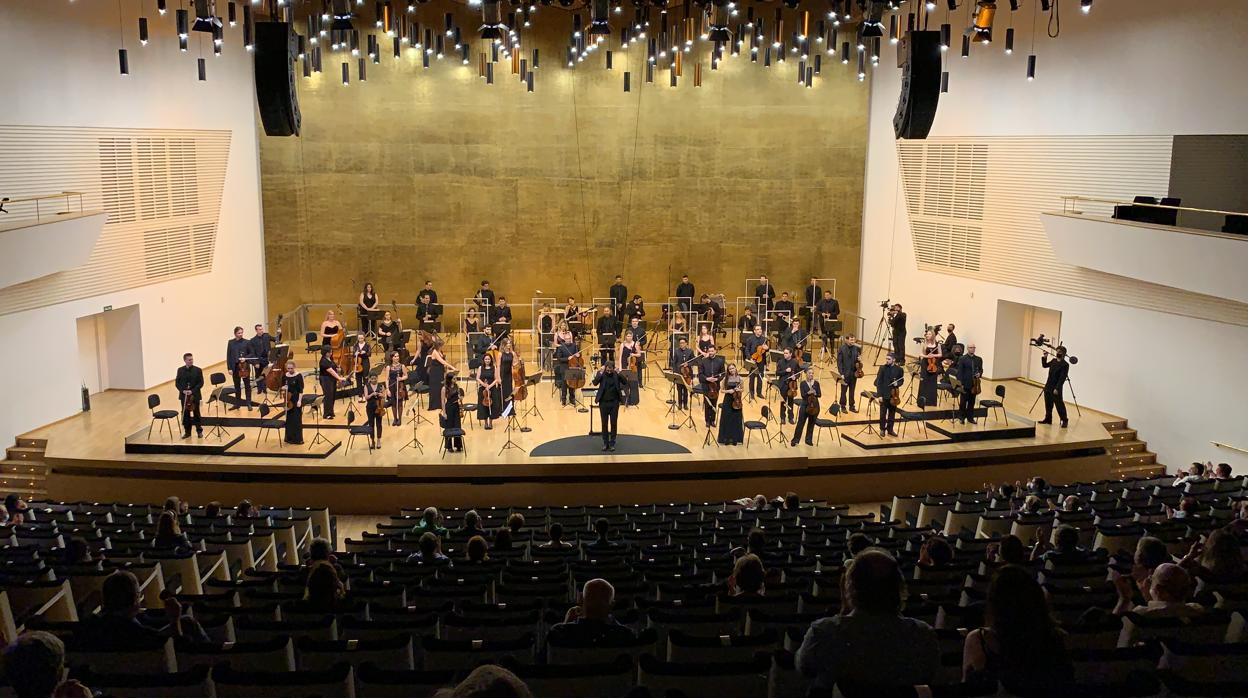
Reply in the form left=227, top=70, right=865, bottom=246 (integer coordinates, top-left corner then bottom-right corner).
left=331, top=304, right=352, bottom=378
left=264, top=313, right=286, bottom=391
left=511, top=355, right=527, bottom=402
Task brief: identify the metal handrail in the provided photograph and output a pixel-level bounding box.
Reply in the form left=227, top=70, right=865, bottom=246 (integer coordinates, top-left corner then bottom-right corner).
left=0, top=191, right=86, bottom=222
left=1212, top=441, right=1248, bottom=456
left=1060, top=195, right=1247, bottom=218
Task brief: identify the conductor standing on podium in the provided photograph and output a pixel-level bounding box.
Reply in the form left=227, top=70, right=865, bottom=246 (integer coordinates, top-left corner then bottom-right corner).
left=593, top=361, right=626, bottom=452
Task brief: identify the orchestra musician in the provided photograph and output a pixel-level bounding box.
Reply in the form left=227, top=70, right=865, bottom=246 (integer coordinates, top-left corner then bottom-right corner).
left=618, top=330, right=643, bottom=406
left=385, top=351, right=407, bottom=426
left=474, top=280, right=496, bottom=316
left=774, top=292, right=795, bottom=325
left=319, top=309, right=342, bottom=349
left=592, top=360, right=626, bottom=452
left=175, top=352, right=204, bottom=439
left=463, top=309, right=482, bottom=336
left=553, top=332, right=579, bottom=407
left=538, top=302, right=557, bottom=369
left=625, top=295, right=646, bottom=325
left=439, top=373, right=464, bottom=452
left=425, top=337, right=454, bottom=411
left=564, top=297, right=583, bottom=339
left=803, top=278, right=823, bottom=331
left=358, top=282, right=379, bottom=335
left=737, top=305, right=757, bottom=338
left=249, top=323, right=273, bottom=396
left=421, top=280, right=438, bottom=305
left=675, top=274, right=695, bottom=312
left=717, top=363, right=745, bottom=446
left=782, top=319, right=809, bottom=359
left=755, top=274, right=776, bottom=311
left=670, top=336, right=694, bottom=411
left=282, top=360, right=304, bottom=445
left=351, top=332, right=371, bottom=401
left=498, top=337, right=519, bottom=404
left=742, top=325, right=769, bottom=399
left=492, top=296, right=512, bottom=341
left=1039, top=345, right=1070, bottom=428
left=955, top=343, right=983, bottom=425
left=627, top=315, right=647, bottom=355
left=377, top=311, right=399, bottom=354
left=697, top=345, right=726, bottom=428
left=875, top=353, right=905, bottom=437
left=595, top=306, right=617, bottom=365
left=919, top=330, right=943, bottom=408
left=790, top=367, right=821, bottom=447
left=943, top=324, right=959, bottom=360
left=888, top=304, right=907, bottom=367
left=696, top=324, right=715, bottom=357
left=836, top=334, right=862, bottom=413
left=774, top=347, right=800, bottom=424
left=815, top=290, right=841, bottom=341
left=475, top=352, right=502, bottom=430
left=363, top=375, right=386, bottom=448
left=416, top=291, right=439, bottom=328
left=226, top=326, right=255, bottom=411
left=318, top=346, right=347, bottom=420
left=609, top=275, right=628, bottom=329
left=669, top=310, right=689, bottom=347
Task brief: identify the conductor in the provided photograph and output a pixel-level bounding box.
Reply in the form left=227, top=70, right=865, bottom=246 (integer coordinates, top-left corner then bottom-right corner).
left=592, top=361, right=627, bottom=452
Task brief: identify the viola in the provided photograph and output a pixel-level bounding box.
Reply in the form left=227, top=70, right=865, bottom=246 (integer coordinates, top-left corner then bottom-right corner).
left=805, top=385, right=820, bottom=416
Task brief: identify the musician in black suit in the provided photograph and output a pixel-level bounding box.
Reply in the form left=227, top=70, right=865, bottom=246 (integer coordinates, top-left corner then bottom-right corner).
left=954, top=344, right=983, bottom=424
left=888, top=304, right=908, bottom=366
left=421, top=280, right=439, bottom=305
left=417, top=291, right=440, bottom=327
left=670, top=337, right=695, bottom=411
left=815, top=291, right=840, bottom=340
left=595, top=306, right=617, bottom=365
left=875, top=353, right=905, bottom=437
left=755, top=275, right=776, bottom=311
left=249, top=324, right=273, bottom=395
left=351, top=333, right=371, bottom=398
left=675, top=275, right=695, bottom=312
left=226, top=326, right=255, bottom=410
left=175, top=353, right=204, bottom=439
left=742, top=326, right=769, bottom=399
left=790, top=368, right=822, bottom=447
left=592, top=361, right=627, bottom=452
left=774, top=292, right=796, bottom=325
left=698, top=346, right=726, bottom=428
left=774, top=347, right=800, bottom=424
left=942, top=324, right=959, bottom=360
left=492, top=296, right=513, bottom=341
left=836, top=334, right=861, bottom=412
left=803, top=278, right=823, bottom=331
left=474, top=280, right=496, bottom=316
left=609, top=275, right=628, bottom=329
left=1039, top=346, right=1070, bottom=428
left=782, top=319, right=809, bottom=358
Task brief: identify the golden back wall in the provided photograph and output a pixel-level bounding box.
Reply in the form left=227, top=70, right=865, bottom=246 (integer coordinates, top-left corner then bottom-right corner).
left=260, top=2, right=868, bottom=321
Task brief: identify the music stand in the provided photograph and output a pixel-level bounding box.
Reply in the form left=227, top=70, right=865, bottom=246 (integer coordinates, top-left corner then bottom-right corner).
left=305, top=396, right=332, bottom=449
left=520, top=373, right=544, bottom=424
left=583, top=386, right=600, bottom=435
left=491, top=321, right=511, bottom=341
left=406, top=377, right=433, bottom=428
left=400, top=415, right=424, bottom=453
left=663, top=370, right=696, bottom=431
left=498, top=400, right=525, bottom=455
left=205, top=387, right=230, bottom=439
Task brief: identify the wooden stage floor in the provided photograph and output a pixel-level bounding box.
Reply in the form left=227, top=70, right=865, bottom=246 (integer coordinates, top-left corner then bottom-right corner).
left=31, top=341, right=1119, bottom=512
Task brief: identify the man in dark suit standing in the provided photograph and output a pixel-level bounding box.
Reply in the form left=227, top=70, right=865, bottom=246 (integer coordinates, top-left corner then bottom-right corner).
left=250, top=323, right=273, bottom=396
left=592, top=361, right=627, bottom=452
left=755, top=275, right=776, bottom=312
left=609, top=275, right=628, bottom=331
left=803, top=278, right=823, bottom=331
left=875, top=353, right=905, bottom=437
left=1039, top=346, right=1070, bottom=428
left=836, top=334, right=861, bottom=412
left=698, top=346, right=726, bottom=428
left=175, top=353, right=204, bottom=439
left=675, top=274, right=695, bottom=313
left=954, top=343, right=983, bottom=424
left=225, top=326, right=254, bottom=410
left=888, top=304, right=908, bottom=367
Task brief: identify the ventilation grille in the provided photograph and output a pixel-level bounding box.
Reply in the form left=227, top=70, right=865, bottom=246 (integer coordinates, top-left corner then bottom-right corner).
left=897, top=136, right=1248, bottom=326
left=0, top=126, right=229, bottom=316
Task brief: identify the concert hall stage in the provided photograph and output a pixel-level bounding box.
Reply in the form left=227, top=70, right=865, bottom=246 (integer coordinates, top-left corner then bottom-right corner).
left=31, top=360, right=1118, bottom=513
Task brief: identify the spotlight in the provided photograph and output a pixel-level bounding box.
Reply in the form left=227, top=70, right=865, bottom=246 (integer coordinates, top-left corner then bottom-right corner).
left=191, top=0, right=223, bottom=33
left=860, top=0, right=886, bottom=38
left=1026, top=53, right=1036, bottom=80
left=588, top=0, right=611, bottom=35
left=480, top=0, right=506, bottom=38
left=970, top=1, right=995, bottom=44
left=118, top=49, right=130, bottom=76
left=707, top=0, right=731, bottom=41
left=176, top=8, right=189, bottom=38
left=330, top=0, right=354, bottom=30
left=1004, top=26, right=1013, bottom=53
left=157, top=0, right=167, bottom=14
left=1080, top=0, right=1092, bottom=12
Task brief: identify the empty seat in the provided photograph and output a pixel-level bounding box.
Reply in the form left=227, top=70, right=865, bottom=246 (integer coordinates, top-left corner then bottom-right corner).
left=66, top=636, right=176, bottom=674
left=1119, top=610, right=1231, bottom=648
left=666, top=628, right=779, bottom=663
left=176, top=636, right=296, bottom=673
left=638, top=653, right=770, bottom=697
left=69, top=665, right=213, bottom=698
left=355, top=662, right=456, bottom=698
left=419, top=633, right=536, bottom=670
left=546, top=627, right=658, bottom=665
left=210, top=661, right=354, bottom=698
left=503, top=655, right=635, bottom=697
left=1159, top=638, right=1248, bottom=682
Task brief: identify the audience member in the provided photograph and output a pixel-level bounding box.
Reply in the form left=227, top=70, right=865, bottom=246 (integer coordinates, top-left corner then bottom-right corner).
left=306, top=536, right=346, bottom=581
left=1026, top=477, right=1049, bottom=497
left=1, top=631, right=92, bottom=698
left=60, top=536, right=95, bottom=566
left=1020, top=495, right=1045, bottom=515
left=4, top=494, right=28, bottom=524
left=505, top=512, right=525, bottom=534
left=1115, top=563, right=1204, bottom=618
left=235, top=499, right=258, bottom=519
left=538, top=522, right=574, bottom=549
left=1174, top=462, right=1207, bottom=486
left=846, top=532, right=873, bottom=560
left=492, top=527, right=514, bottom=551
left=918, top=536, right=955, bottom=569
left=733, top=494, right=772, bottom=511
left=407, top=532, right=450, bottom=564
left=1168, top=496, right=1200, bottom=519
left=460, top=509, right=485, bottom=537
left=1060, top=494, right=1083, bottom=512
left=203, top=501, right=222, bottom=519
left=587, top=517, right=620, bottom=550
left=1180, top=527, right=1247, bottom=584
left=962, top=565, right=1073, bottom=697
left=783, top=492, right=801, bottom=511
left=1042, top=525, right=1090, bottom=564
left=77, top=571, right=207, bottom=646
left=431, top=664, right=533, bottom=698
left=162, top=496, right=188, bottom=515
left=547, top=579, right=635, bottom=645
left=152, top=510, right=193, bottom=552
left=796, top=549, right=939, bottom=692
left=987, top=535, right=1027, bottom=566
left=296, top=560, right=349, bottom=613
left=728, top=553, right=766, bottom=597
left=415, top=506, right=449, bottom=537
left=465, top=535, right=490, bottom=563
left=1213, top=462, right=1233, bottom=480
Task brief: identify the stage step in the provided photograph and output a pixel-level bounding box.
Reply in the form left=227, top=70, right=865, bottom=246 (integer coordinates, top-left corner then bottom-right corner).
left=1109, top=440, right=1147, bottom=455
left=0, top=472, right=45, bottom=491
left=0, top=459, right=48, bottom=475
left=1108, top=427, right=1137, bottom=443
left=1101, top=419, right=1128, bottom=431
left=16, top=436, right=48, bottom=449
left=1113, top=451, right=1157, bottom=467
left=1113, top=463, right=1167, bottom=478
left=6, top=445, right=45, bottom=461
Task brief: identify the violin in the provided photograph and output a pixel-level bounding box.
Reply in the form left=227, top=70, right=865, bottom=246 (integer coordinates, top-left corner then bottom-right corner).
left=353, top=342, right=366, bottom=375
left=926, top=355, right=939, bottom=374
left=854, top=359, right=865, bottom=379
left=481, top=370, right=494, bottom=410
left=805, top=383, right=820, bottom=417
left=787, top=375, right=799, bottom=399
left=704, top=371, right=724, bottom=404
left=373, top=384, right=388, bottom=417
left=265, top=313, right=286, bottom=391
left=512, top=355, right=527, bottom=402
left=731, top=381, right=742, bottom=410
left=890, top=387, right=901, bottom=407
left=750, top=342, right=768, bottom=364
left=972, top=376, right=982, bottom=396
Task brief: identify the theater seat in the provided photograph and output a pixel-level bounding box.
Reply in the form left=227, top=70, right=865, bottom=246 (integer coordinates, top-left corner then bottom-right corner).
left=503, top=654, right=635, bottom=697
left=638, top=653, right=770, bottom=698
left=296, top=634, right=416, bottom=671
left=419, top=633, right=536, bottom=670
left=355, top=662, right=456, bottom=698
left=1159, top=638, right=1248, bottom=683
left=1119, top=610, right=1232, bottom=648
left=70, top=665, right=213, bottom=698
left=211, top=661, right=354, bottom=698
left=666, top=628, right=780, bottom=663
left=175, top=636, right=296, bottom=673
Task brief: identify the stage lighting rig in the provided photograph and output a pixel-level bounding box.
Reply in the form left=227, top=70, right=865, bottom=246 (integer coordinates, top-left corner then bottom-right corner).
left=969, top=0, right=996, bottom=44
left=191, top=0, right=223, bottom=33
left=860, top=0, right=887, bottom=38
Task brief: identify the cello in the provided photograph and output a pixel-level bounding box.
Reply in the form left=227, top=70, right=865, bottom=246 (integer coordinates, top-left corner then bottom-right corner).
left=331, top=304, right=352, bottom=378
left=511, top=355, right=527, bottom=402
left=564, top=350, right=586, bottom=390
left=264, top=313, right=286, bottom=391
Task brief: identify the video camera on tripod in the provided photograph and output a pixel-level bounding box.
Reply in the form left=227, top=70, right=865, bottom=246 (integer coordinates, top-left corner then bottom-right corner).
left=878, top=299, right=891, bottom=309
left=1029, top=334, right=1078, bottom=364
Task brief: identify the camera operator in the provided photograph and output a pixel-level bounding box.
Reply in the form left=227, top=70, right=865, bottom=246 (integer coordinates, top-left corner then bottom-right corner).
left=1039, top=345, right=1070, bottom=428
left=887, top=303, right=907, bottom=364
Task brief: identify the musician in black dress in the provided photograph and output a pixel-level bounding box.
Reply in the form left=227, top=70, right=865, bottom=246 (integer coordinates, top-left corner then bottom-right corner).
left=627, top=316, right=647, bottom=388
left=363, top=375, right=386, bottom=447
left=875, top=353, right=905, bottom=437
left=717, top=364, right=745, bottom=445
left=351, top=333, right=372, bottom=400
left=491, top=297, right=513, bottom=341
left=595, top=306, right=617, bottom=365
left=803, top=278, right=823, bottom=331
left=498, top=338, right=518, bottom=404
left=377, top=311, right=400, bottom=354
left=670, top=337, right=694, bottom=411
left=426, top=338, right=453, bottom=411
left=618, top=331, right=643, bottom=406
left=175, top=352, right=204, bottom=439
left=698, top=346, right=726, bottom=428
left=815, top=291, right=840, bottom=341
left=592, top=361, right=626, bottom=451
left=755, top=275, right=776, bottom=311
left=476, top=353, right=502, bottom=429
left=742, top=325, right=769, bottom=399
left=250, top=324, right=273, bottom=396
left=918, top=330, right=943, bottom=408
left=385, top=351, right=407, bottom=426
left=439, top=373, right=464, bottom=452
left=675, top=274, right=695, bottom=312
left=836, top=334, right=862, bottom=412
left=358, top=282, right=379, bottom=335
left=888, top=304, right=907, bottom=367
left=1039, top=346, right=1070, bottom=427
left=774, top=347, right=800, bottom=424
left=226, top=326, right=254, bottom=410
left=790, top=367, right=821, bottom=447
left=955, top=344, right=983, bottom=424
left=609, top=275, right=628, bottom=329
left=282, top=360, right=304, bottom=444
left=318, top=347, right=347, bottom=420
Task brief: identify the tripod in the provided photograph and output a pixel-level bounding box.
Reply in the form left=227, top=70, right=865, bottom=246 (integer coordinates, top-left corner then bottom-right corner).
left=406, top=384, right=433, bottom=428
left=869, top=304, right=892, bottom=365
left=1029, top=376, right=1083, bottom=418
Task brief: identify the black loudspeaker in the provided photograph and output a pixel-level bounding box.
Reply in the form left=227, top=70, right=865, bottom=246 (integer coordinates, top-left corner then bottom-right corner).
left=892, top=30, right=941, bottom=140
left=254, top=22, right=301, bottom=137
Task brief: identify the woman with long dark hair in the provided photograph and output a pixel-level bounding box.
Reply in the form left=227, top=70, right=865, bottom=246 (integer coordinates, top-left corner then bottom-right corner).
left=962, top=565, right=1073, bottom=697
